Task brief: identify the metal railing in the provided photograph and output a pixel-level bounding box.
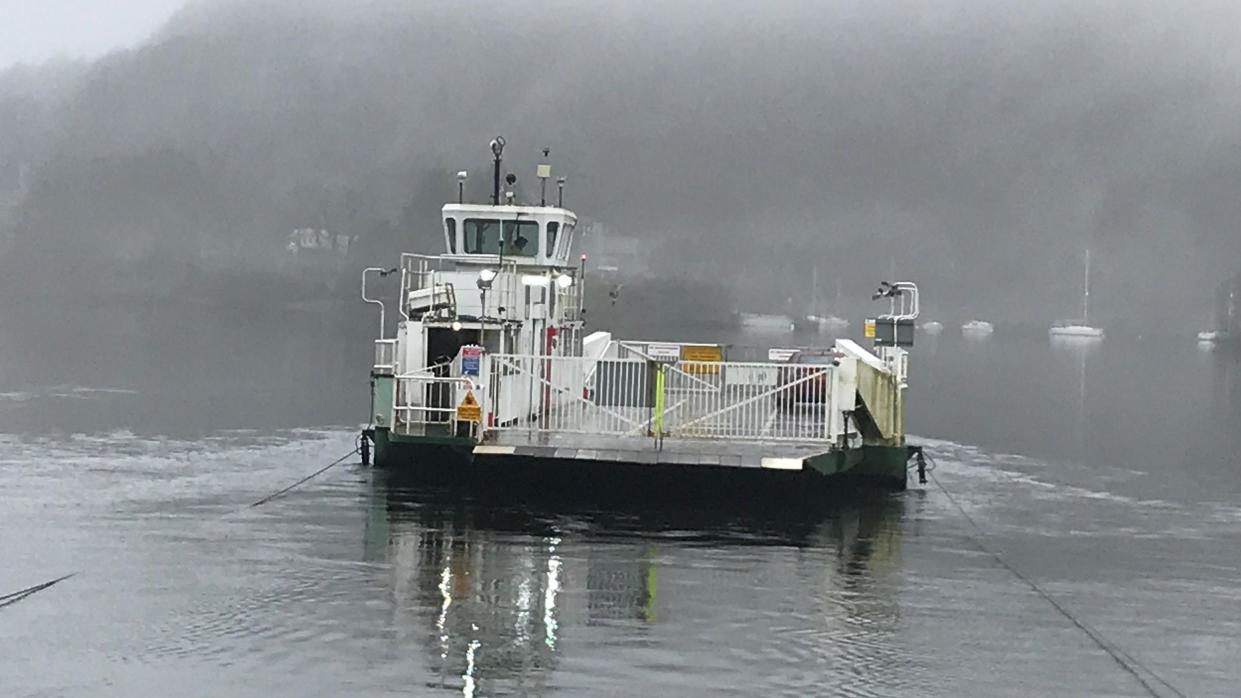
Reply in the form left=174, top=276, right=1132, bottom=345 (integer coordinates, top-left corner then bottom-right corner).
left=487, top=354, right=652, bottom=436
left=657, top=361, right=832, bottom=442
left=400, top=253, right=521, bottom=321
left=481, top=354, right=836, bottom=445
left=392, top=373, right=475, bottom=436
left=555, top=282, right=583, bottom=325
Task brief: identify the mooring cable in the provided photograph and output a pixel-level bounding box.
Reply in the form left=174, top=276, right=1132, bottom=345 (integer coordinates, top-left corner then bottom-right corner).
left=2, top=443, right=362, bottom=613
left=0, top=573, right=77, bottom=610
left=249, top=445, right=360, bottom=507
left=926, top=462, right=1187, bottom=698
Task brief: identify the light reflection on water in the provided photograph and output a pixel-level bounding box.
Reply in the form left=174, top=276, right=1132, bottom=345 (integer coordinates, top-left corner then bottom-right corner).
left=359, top=469, right=917, bottom=697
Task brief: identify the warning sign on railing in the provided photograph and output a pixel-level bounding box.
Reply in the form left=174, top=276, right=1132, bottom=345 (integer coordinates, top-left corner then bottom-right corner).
left=681, top=344, right=722, bottom=373
left=767, top=348, right=797, bottom=362
left=647, top=343, right=681, bottom=363
left=456, top=390, right=481, bottom=421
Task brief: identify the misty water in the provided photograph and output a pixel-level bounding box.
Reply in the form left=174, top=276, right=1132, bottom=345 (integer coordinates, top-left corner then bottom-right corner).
left=2, top=310, right=1238, bottom=697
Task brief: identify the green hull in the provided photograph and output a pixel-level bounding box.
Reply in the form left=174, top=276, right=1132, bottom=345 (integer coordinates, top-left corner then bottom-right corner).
left=803, top=445, right=910, bottom=490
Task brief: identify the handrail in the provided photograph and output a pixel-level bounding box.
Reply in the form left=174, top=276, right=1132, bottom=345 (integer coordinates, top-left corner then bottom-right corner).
left=876, top=280, right=919, bottom=321
left=392, top=372, right=476, bottom=436
left=362, top=267, right=396, bottom=339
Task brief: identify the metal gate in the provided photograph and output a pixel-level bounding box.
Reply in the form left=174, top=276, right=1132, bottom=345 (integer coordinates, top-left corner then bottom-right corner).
left=656, top=361, right=831, bottom=442
left=481, top=353, right=835, bottom=445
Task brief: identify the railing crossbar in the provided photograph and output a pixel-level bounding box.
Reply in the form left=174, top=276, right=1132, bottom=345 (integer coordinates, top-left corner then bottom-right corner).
left=668, top=367, right=828, bottom=433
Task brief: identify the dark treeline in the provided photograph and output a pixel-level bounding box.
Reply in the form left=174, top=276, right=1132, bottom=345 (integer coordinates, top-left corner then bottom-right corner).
left=2, top=0, right=1240, bottom=329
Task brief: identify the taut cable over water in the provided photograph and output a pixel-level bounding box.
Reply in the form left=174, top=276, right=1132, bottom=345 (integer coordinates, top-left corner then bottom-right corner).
left=0, top=573, right=77, bottom=611
left=249, top=446, right=361, bottom=508
left=928, top=463, right=1187, bottom=698
left=1, top=446, right=361, bottom=612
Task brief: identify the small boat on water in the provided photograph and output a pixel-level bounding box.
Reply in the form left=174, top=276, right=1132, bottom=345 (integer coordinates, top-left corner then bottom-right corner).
left=805, top=314, right=850, bottom=331
left=798, top=271, right=849, bottom=333
left=921, top=321, right=943, bottom=335
left=1049, top=249, right=1103, bottom=340
left=961, top=320, right=994, bottom=336
left=1050, top=324, right=1104, bottom=339
left=1199, top=284, right=1236, bottom=346
left=741, top=312, right=795, bottom=333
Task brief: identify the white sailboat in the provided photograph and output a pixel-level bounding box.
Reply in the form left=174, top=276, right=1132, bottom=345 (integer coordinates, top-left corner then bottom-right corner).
left=1198, top=289, right=1235, bottom=345
left=1050, top=249, right=1103, bottom=339
left=803, top=271, right=849, bottom=331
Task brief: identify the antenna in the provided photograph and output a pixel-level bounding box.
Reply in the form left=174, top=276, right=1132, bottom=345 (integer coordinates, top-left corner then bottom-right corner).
left=538, top=147, right=551, bottom=206
left=490, top=136, right=506, bottom=205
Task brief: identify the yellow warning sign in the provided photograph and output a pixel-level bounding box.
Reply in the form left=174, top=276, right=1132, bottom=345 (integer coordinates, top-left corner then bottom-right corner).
left=681, top=344, right=722, bottom=374
left=864, top=319, right=876, bottom=338
left=456, top=390, right=481, bottom=421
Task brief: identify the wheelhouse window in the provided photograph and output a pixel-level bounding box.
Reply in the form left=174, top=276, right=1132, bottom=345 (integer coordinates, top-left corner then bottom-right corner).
left=464, top=219, right=499, bottom=254
left=464, top=218, right=539, bottom=255
left=560, top=222, right=574, bottom=257
left=546, top=222, right=559, bottom=258
left=445, top=218, right=457, bottom=253
left=503, top=220, right=540, bottom=256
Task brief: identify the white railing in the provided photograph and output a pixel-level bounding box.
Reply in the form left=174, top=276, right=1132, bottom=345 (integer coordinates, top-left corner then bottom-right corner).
left=555, top=282, right=583, bottom=325
left=487, top=354, right=653, bottom=436
left=400, top=253, right=521, bottom=321
left=481, top=354, right=836, bottom=445
left=374, top=339, right=397, bottom=374
left=658, top=361, right=832, bottom=442
left=393, top=373, right=475, bottom=435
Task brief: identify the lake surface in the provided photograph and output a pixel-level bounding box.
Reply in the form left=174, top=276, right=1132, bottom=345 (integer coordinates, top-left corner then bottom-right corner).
left=2, top=309, right=1239, bottom=696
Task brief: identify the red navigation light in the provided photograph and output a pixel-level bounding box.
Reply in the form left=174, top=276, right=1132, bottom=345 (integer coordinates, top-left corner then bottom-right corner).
left=580, top=254, right=587, bottom=262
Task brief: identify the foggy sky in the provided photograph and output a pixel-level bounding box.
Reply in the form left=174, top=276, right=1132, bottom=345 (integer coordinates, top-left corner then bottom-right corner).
left=0, top=0, right=181, bottom=68
left=4, top=0, right=1241, bottom=330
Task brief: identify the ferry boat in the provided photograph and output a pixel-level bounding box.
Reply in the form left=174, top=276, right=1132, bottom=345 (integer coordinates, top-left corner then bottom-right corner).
left=360, top=139, right=921, bottom=490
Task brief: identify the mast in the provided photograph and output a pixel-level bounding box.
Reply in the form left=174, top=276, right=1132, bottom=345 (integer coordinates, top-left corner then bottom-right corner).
left=811, top=266, right=818, bottom=318
left=1082, top=248, right=1091, bottom=324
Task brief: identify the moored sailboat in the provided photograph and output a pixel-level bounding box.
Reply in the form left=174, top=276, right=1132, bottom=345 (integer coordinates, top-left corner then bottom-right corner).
left=1050, top=249, right=1103, bottom=339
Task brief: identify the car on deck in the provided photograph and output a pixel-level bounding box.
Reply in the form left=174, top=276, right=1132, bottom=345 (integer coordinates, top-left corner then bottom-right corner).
left=775, top=349, right=840, bottom=408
